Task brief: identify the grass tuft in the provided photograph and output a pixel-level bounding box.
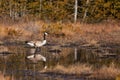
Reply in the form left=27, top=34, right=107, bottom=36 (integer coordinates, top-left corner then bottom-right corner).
left=46, top=64, right=93, bottom=75
left=92, top=63, right=120, bottom=79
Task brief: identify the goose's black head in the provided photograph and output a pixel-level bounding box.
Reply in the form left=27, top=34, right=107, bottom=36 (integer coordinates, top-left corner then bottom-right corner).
left=25, top=41, right=29, bottom=43
left=43, top=32, right=48, bottom=40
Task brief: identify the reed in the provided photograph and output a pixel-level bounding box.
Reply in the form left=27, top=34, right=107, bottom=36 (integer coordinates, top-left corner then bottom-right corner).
left=45, top=64, right=93, bottom=75
left=0, top=72, right=14, bottom=80
left=0, top=21, right=119, bottom=44
left=93, top=63, right=120, bottom=79
left=45, top=63, right=120, bottom=79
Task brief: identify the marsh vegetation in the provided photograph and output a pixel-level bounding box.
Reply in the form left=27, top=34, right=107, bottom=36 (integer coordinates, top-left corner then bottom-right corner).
left=0, top=0, right=120, bottom=80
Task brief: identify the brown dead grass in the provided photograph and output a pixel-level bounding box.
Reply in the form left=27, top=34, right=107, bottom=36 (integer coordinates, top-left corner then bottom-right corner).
left=0, top=21, right=120, bottom=44
left=45, top=64, right=93, bottom=75
left=78, top=23, right=120, bottom=44
left=44, top=63, right=120, bottom=79
left=92, top=63, right=120, bottom=79
left=0, top=72, right=14, bottom=80
left=0, top=25, right=31, bottom=41
left=0, top=26, right=8, bottom=39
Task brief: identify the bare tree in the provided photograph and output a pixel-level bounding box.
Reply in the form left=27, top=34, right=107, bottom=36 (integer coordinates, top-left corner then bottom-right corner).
left=9, top=0, right=12, bottom=17
left=82, top=0, right=90, bottom=23
left=74, top=0, right=78, bottom=23
left=39, top=0, right=42, bottom=18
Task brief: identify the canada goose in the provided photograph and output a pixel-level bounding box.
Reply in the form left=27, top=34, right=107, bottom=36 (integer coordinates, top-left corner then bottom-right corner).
left=26, top=54, right=47, bottom=69
left=25, top=32, right=48, bottom=48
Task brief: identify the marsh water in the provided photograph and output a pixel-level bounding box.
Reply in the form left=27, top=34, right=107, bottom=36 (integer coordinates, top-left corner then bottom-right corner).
left=0, top=42, right=120, bottom=80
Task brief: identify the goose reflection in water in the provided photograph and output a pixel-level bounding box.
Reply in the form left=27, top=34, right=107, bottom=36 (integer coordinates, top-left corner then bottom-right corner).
left=26, top=48, right=47, bottom=69
left=27, top=54, right=47, bottom=68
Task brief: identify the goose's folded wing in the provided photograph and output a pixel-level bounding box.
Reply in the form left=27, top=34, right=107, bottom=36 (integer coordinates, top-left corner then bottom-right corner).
left=35, top=40, right=47, bottom=46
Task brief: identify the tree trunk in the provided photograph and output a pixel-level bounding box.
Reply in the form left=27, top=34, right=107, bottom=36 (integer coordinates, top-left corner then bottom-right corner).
left=82, top=0, right=90, bottom=23
left=39, top=0, right=42, bottom=18
left=74, top=48, right=77, bottom=62
left=9, top=1, right=12, bottom=17
left=74, top=0, right=78, bottom=23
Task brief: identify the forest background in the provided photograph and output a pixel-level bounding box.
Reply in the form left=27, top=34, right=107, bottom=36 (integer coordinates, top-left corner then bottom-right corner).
left=0, top=0, right=119, bottom=23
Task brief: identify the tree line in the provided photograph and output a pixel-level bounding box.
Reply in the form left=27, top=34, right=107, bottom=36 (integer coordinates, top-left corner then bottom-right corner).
left=0, top=0, right=119, bottom=23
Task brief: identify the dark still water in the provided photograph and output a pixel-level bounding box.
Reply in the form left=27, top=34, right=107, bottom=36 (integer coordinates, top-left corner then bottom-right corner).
left=0, top=43, right=120, bottom=80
